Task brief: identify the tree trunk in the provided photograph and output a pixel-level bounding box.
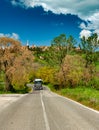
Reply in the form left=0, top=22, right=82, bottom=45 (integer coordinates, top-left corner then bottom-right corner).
left=61, top=66, right=67, bottom=88
left=5, top=74, right=14, bottom=92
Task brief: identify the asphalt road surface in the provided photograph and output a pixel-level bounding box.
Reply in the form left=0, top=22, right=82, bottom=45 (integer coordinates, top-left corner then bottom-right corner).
left=0, top=88, right=99, bottom=130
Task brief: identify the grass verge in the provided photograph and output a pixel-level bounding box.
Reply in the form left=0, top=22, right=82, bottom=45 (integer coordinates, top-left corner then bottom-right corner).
left=59, top=87, right=99, bottom=110
left=48, top=84, right=99, bottom=111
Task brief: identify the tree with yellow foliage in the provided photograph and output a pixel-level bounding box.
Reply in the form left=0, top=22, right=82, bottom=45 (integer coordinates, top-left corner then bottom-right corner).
left=0, top=37, right=34, bottom=92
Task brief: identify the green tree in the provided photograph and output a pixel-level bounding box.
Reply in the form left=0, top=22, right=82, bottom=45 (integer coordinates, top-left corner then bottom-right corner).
left=44, top=34, right=76, bottom=66
left=30, top=46, right=43, bottom=58
left=67, top=35, right=76, bottom=53
left=79, top=33, right=99, bottom=68
left=79, top=33, right=99, bottom=88
left=44, top=34, right=76, bottom=88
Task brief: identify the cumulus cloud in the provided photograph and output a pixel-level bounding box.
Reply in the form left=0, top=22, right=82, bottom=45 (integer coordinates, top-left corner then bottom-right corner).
left=79, top=29, right=92, bottom=39
left=11, top=33, right=19, bottom=39
left=10, top=0, right=99, bottom=18
left=11, top=0, right=99, bottom=37
left=79, top=12, right=99, bottom=38
left=87, top=13, right=99, bottom=32
left=94, top=29, right=99, bottom=35
left=0, top=33, right=19, bottom=40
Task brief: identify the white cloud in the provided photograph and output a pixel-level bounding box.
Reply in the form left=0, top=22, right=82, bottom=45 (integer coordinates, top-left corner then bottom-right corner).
left=94, top=29, right=99, bottom=35
left=79, top=29, right=92, bottom=39
left=87, top=12, right=99, bottom=30
left=79, top=12, right=99, bottom=38
left=94, top=29, right=99, bottom=40
left=79, top=22, right=87, bottom=30
left=0, top=33, right=19, bottom=40
left=11, top=0, right=17, bottom=6
left=10, top=0, right=99, bottom=18
left=0, top=33, right=5, bottom=37
left=0, top=33, right=10, bottom=37
left=11, top=0, right=99, bottom=37
left=11, top=33, right=19, bottom=39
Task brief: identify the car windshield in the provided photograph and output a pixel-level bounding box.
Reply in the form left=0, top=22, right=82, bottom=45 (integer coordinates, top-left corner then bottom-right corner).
left=34, top=81, right=42, bottom=84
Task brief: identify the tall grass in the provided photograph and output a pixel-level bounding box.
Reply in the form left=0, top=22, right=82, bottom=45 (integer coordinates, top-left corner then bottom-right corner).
left=60, top=87, right=99, bottom=110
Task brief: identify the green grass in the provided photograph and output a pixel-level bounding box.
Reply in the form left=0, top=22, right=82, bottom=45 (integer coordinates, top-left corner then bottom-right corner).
left=56, top=87, right=99, bottom=111
left=0, top=91, right=14, bottom=94
left=47, top=84, right=56, bottom=91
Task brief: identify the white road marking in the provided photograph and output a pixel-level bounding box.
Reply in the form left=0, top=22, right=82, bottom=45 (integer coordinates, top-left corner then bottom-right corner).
left=40, top=92, right=50, bottom=130
left=53, top=92, right=99, bottom=114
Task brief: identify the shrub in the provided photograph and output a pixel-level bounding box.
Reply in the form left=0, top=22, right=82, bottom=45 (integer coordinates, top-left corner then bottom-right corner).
left=57, top=55, right=85, bottom=88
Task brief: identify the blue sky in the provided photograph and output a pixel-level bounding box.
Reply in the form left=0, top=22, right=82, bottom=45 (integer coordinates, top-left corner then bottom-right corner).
left=0, top=0, right=99, bottom=46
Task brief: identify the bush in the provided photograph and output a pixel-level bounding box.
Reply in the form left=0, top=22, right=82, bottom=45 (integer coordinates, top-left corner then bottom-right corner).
left=14, top=86, right=31, bottom=94
left=87, top=77, right=99, bottom=90
left=36, top=66, right=57, bottom=84
left=57, top=55, right=85, bottom=88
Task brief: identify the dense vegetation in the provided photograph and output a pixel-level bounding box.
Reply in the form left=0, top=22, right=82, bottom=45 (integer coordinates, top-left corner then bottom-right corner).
left=30, top=33, right=99, bottom=110
left=32, top=34, right=99, bottom=89
left=0, top=37, right=36, bottom=93
left=0, top=34, right=99, bottom=109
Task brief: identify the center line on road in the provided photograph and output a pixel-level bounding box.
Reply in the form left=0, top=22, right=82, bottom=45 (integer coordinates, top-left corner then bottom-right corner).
left=40, top=92, right=50, bottom=130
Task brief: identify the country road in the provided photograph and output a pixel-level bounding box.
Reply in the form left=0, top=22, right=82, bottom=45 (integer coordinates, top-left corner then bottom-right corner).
left=0, top=88, right=99, bottom=130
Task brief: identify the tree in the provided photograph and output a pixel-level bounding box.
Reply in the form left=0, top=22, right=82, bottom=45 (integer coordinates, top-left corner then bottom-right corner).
left=31, top=46, right=43, bottom=57
left=0, top=37, right=36, bottom=92
left=67, top=35, right=76, bottom=53
left=5, top=46, right=35, bottom=92
left=0, top=37, right=21, bottom=91
left=36, top=66, right=57, bottom=84
left=57, top=55, right=85, bottom=88
left=79, top=33, right=99, bottom=88
left=79, top=33, right=99, bottom=68
left=43, top=34, right=76, bottom=87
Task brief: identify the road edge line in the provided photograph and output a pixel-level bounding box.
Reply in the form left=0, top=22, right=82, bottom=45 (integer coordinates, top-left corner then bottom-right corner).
left=51, top=91, right=99, bottom=114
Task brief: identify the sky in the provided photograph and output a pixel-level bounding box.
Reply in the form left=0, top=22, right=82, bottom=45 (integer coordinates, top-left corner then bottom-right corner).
left=0, top=0, right=99, bottom=46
